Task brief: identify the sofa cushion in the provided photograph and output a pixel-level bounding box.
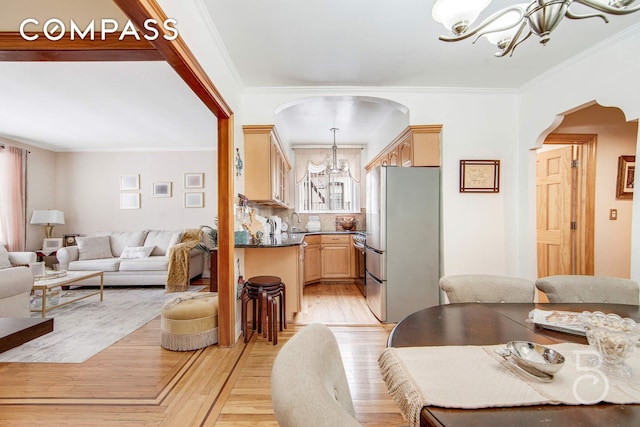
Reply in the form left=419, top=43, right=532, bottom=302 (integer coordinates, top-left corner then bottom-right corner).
left=120, top=246, right=154, bottom=259
left=69, top=258, right=121, bottom=272
left=108, top=231, right=148, bottom=257
left=77, top=236, right=113, bottom=260
left=0, top=244, right=11, bottom=269
left=144, top=230, right=182, bottom=256
left=119, top=256, right=169, bottom=272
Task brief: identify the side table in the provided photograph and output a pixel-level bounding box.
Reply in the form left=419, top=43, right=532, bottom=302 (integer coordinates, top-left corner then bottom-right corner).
left=36, top=250, right=57, bottom=263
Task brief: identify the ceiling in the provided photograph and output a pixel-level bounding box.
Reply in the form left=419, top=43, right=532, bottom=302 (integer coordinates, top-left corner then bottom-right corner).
left=1, top=0, right=639, bottom=150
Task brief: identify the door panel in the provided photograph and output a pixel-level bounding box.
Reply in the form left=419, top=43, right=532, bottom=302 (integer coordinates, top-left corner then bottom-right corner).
left=536, top=146, right=574, bottom=283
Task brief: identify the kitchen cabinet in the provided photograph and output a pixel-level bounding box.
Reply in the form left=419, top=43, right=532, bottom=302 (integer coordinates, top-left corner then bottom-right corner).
left=303, top=235, right=321, bottom=284
left=243, top=125, right=291, bottom=208
left=365, top=125, right=442, bottom=171
left=320, top=234, right=352, bottom=279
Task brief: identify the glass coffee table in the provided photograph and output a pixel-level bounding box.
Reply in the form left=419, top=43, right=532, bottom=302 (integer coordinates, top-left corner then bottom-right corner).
left=31, top=270, right=104, bottom=318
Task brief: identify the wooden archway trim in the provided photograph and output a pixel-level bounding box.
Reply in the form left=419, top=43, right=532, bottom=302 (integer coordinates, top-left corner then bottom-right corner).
left=112, top=0, right=235, bottom=346
left=0, top=32, right=163, bottom=61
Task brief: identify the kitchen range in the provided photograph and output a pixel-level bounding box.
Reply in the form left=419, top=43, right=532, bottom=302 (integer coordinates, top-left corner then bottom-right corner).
left=365, top=166, right=441, bottom=323
left=352, top=231, right=366, bottom=295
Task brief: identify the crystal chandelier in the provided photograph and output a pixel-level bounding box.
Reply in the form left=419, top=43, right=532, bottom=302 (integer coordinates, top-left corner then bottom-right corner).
left=432, top=0, right=640, bottom=57
left=325, top=128, right=349, bottom=175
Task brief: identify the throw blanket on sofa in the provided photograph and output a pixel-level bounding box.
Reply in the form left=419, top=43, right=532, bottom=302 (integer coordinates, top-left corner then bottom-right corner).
left=166, top=228, right=203, bottom=293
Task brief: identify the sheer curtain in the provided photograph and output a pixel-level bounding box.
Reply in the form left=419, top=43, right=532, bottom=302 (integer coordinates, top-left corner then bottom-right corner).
left=0, top=145, right=27, bottom=251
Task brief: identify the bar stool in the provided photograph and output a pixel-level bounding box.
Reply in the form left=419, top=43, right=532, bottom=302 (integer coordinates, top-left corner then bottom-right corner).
left=241, top=275, right=286, bottom=345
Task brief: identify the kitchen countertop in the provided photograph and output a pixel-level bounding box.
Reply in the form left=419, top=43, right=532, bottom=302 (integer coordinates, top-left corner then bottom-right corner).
left=233, top=230, right=362, bottom=249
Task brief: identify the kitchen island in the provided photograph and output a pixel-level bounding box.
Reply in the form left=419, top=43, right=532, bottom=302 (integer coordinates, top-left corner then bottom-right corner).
left=209, top=231, right=361, bottom=321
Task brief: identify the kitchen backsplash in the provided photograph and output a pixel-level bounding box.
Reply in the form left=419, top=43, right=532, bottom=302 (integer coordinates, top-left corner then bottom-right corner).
left=249, top=206, right=366, bottom=232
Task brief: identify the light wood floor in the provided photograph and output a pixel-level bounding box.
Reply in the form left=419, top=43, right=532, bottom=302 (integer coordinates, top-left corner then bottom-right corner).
left=0, top=281, right=406, bottom=426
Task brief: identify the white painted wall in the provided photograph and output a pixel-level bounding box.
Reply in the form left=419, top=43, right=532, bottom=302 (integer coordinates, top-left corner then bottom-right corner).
left=519, top=26, right=640, bottom=283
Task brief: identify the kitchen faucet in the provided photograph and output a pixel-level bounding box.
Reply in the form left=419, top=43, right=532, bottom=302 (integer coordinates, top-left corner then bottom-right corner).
left=289, top=211, right=301, bottom=231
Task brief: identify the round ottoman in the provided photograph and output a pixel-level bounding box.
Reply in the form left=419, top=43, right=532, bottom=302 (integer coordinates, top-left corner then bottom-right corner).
left=161, top=292, right=218, bottom=351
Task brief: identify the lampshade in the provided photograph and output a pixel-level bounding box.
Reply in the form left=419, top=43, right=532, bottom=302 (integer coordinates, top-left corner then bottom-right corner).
left=30, top=210, right=65, bottom=225
left=482, top=4, right=528, bottom=48
left=432, top=0, right=492, bottom=35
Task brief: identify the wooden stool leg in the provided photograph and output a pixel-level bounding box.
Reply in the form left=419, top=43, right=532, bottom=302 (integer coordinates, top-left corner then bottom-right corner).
left=270, top=295, right=278, bottom=345
left=261, top=289, right=268, bottom=338
left=241, top=289, right=249, bottom=343
left=280, top=282, right=287, bottom=330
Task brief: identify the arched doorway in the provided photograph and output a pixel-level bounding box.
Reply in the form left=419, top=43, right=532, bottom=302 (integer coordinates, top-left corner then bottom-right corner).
left=536, top=103, right=637, bottom=299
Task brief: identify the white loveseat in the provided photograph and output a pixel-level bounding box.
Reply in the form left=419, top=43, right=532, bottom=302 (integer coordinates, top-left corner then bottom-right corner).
left=56, top=230, right=204, bottom=286
left=0, top=245, right=36, bottom=317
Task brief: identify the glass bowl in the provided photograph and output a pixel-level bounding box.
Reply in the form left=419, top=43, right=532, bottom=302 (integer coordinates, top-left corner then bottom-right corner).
left=580, top=311, right=640, bottom=379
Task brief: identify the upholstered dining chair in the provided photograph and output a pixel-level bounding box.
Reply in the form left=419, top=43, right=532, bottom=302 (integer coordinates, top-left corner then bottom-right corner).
left=439, top=274, right=535, bottom=303
left=271, top=323, right=362, bottom=427
left=535, top=275, right=640, bottom=305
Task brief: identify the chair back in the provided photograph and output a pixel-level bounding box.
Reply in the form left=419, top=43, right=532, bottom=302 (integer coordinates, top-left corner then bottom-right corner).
left=535, top=275, right=640, bottom=305
left=439, top=274, right=535, bottom=303
left=271, top=323, right=361, bottom=427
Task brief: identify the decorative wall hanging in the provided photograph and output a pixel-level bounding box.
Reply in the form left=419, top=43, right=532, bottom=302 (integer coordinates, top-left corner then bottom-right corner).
left=153, top=182, right=172, bottom=198
left=185, top=173, right=204, bottom=189
left=120, top=174, right=140, bottom=191
left=235, top=148, right=243, bottom=176
left=120, top=193, right=141, bottom=209
left=185, top=192, right=204, bottom=208
left=616, top=155, right=635, bottom=200
left=459, top=159, right=500, bottom=193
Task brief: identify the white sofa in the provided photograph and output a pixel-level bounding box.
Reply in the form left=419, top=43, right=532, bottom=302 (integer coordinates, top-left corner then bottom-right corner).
left=56, top=230, right=204, bottom=286
left=0, top=245, right=36, bottom=317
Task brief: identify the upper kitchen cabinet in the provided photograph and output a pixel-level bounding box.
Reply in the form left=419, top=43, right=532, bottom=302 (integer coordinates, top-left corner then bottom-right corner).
left=243, top=125, right=291, bottom=208
left=366, top=125, right=442, bottom=171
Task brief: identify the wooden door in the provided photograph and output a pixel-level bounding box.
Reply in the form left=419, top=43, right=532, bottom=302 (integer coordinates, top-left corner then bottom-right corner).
left=536, top=146, right=574, bottom=286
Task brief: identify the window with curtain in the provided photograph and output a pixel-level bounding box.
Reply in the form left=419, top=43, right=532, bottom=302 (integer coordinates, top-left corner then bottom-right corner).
left=293, top=147, right=361, bottom=213
left=0, top=145, right=28, bottom=251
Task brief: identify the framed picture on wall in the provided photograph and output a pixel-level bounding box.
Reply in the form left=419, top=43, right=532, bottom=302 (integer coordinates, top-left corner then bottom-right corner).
left=153, top=182, right=172, bottom=198
left=120, top=174, right=140, bottom=191
left=459, top=159, right=500, bottom=193
left=616, top=155, right=635, bottom=200
left=120, top=193, right=141, bottom=209
left=184, top=173, right=204, bottom=189
left=185, top=192, right=204, bottom=208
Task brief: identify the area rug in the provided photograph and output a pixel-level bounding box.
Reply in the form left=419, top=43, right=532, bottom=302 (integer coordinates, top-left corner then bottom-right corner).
left=0, top=285, right=205, bottom=364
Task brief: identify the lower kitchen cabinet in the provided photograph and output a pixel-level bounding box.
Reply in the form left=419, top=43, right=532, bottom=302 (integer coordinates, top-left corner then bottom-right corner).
left=304, top=233, right=357, bottom=284
left=304, top=235, right=321, bottom=284
left=320, top=234, right=352, bottom=279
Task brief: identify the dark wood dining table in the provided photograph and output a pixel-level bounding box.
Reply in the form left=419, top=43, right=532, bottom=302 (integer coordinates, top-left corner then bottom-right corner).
left=387, top=303, right=640, bottom=427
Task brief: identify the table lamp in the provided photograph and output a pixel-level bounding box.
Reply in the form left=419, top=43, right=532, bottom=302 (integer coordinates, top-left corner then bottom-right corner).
left=30, top=210, right=65, bottom=238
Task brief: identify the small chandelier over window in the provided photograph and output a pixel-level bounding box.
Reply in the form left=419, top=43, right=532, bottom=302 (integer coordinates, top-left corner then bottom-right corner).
left=324, top=128, right=349, bottom=175
left=432, top=0, right=640, bottom=57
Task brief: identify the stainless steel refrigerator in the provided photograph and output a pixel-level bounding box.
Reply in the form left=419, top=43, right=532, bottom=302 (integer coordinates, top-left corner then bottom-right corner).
left=365, top=166, right=440, bottom=322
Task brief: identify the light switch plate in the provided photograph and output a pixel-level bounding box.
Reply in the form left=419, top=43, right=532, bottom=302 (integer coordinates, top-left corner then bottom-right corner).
left=610, top=209, right=618, bottom=220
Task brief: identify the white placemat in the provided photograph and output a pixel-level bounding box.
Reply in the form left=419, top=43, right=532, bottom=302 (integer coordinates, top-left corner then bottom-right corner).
left=379, top=343, right=640, bottom=427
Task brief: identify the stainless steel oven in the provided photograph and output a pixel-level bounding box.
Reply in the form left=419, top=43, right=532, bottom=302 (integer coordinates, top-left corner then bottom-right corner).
left=353, top=232, right=366, bottom=296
